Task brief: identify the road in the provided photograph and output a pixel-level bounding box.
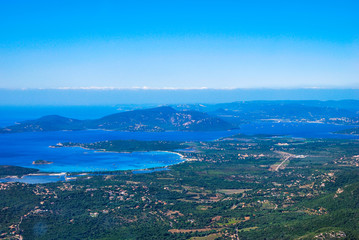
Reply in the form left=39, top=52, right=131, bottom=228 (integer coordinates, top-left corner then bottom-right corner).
left=273, top=151, right=297, bottom=171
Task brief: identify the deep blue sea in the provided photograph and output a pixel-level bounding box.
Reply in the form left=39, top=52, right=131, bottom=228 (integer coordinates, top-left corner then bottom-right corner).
left=0, top=106, right=358, bottom=183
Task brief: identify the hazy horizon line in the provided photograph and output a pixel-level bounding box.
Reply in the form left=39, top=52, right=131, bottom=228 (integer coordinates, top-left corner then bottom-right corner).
left=2, top=86, right=359, bottom=91
left=1, top=88, right=359, bottom=105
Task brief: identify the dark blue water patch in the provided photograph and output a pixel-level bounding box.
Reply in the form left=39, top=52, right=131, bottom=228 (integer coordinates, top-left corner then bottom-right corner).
left=0, top=129, right=242, bottom=143
left=238, top=122, right=359, bottom=139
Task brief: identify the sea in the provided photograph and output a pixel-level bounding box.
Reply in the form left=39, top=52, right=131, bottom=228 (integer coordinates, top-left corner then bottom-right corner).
left=0, top=106, right=358, bottom=183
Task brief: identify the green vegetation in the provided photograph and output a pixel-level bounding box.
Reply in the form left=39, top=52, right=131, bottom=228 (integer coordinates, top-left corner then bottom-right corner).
left=0, top=165, right=39, bottom=177
left=1, top=136, right=359, bottom=239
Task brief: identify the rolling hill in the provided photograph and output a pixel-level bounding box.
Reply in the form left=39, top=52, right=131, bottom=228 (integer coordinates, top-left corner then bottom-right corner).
left=0, top=106, right=235, bottom=133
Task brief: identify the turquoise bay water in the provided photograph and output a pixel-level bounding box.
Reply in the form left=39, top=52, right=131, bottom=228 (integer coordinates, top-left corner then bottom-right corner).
left=0, top=105, right=357, bottom=184
left=0, top=122, right=356, bottom=175
left=0, top=129, right=242, bottom=175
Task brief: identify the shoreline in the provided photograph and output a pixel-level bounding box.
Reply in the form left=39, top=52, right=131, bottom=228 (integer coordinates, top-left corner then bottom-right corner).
left=0, top=149, right=190, bottom=183
left=73, top=146, right=191, bottom=168
left=64, top=145, right=187, bottom=156
left=64, top=145, right=189, bottom=163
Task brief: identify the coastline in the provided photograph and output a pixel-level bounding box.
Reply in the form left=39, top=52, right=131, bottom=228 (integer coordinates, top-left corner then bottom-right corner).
left=0, top=147, right=190, bottom=184
left=155, top=150, right=186, bottom=159
left=64, top=145, right=188, bottom=161
left=73, top=146, right=191, bottom=167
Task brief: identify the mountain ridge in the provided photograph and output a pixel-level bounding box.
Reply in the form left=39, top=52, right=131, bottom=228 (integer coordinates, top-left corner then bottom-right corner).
left=0, top=106, right=235, bottom=133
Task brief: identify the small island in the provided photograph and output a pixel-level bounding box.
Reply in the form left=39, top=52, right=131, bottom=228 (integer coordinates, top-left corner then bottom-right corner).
left=32, top=159, right=53, bottom=165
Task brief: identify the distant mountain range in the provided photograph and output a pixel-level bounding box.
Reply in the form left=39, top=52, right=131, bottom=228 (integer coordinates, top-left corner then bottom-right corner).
left=0, top=106, right=235, bottom=133
left=173, top=100, right=359, bottom=125
left=1, top=100, right=358, bottom=133
left=336, top=127, right=359, bottom=135
left=1, top=89, right=359, bottom=105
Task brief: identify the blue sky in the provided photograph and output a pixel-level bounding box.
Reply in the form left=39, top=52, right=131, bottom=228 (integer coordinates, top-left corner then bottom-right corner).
left=0, top=0, right=358, bottom=89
